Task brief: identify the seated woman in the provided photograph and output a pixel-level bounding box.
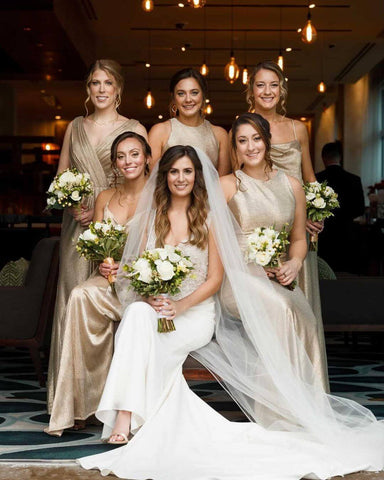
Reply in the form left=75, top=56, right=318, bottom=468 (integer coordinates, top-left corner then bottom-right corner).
left=45, top=131, right=151, bottom=436
left=79, top=145, right=384, bottom=480
left=220, top=112, right=328, bottom=392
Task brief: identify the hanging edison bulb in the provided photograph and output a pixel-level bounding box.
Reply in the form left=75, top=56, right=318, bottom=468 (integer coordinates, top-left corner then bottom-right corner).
left=188, top=0, right=206, bottom=7
left=301, top=11, right=317, bottom=43
left=317, top=81, right=326, bottom=93
left=205, top=103, right=213, bottom=115
left=142, top=0, right=154, bottom=12
left=200, top=62, right=209, bottom=76
left=242, top=66, right=249, bottom=85
left=144, top=89, right=155, bottom=109
left=277, top=53, right=284, bottom=71
left=224, top=54, right=240, bottom=84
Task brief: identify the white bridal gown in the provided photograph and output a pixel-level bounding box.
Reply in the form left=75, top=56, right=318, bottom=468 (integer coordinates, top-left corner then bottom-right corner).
left=78, top=229, right=376, bottom=480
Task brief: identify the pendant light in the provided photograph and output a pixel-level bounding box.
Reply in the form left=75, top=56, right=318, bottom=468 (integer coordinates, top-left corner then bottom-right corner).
left=301, top=3, right=317, bottom=44
left=142, top=0, right=154, bottom=12
left=144, top=31, right=155, bottom=109
left=277, top=8, right=284, bottom=71
left=317, top=81, right=326, bottom=93
left=188, top=0, right=206, bottom=7
left=224, top=0, right=239, bottom=84
left=200, top=8, right=209, bottom=76
left=317, top=35, right=326, bottom=93
left=242, top=32, right=249, bottom=85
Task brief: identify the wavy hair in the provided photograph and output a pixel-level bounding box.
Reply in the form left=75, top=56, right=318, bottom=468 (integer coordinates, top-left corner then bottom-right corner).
left=231, top=113, right=273, bottom=175
left=110, top=131, right=151, bottom=187
left=246, top=61, right=288, bottom=116
left=154, top=145, right=209, bottom=249
left=84, top=59, right=124, bottom=115
left=169, top=68, right=208, bottom=118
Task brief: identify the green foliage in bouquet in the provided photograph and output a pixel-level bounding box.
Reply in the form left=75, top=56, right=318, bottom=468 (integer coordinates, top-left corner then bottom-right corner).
left=46, top=167, right=93, bottom=210
left=304, top=181, right=339, bottom=222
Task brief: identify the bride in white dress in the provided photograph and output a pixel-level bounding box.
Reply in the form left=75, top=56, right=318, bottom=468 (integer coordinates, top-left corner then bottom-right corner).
left=79, top=145, right=384, bottom=480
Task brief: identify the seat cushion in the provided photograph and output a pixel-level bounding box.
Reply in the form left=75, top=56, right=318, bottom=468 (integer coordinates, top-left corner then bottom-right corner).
left=0, top=258, right=29, bottom=286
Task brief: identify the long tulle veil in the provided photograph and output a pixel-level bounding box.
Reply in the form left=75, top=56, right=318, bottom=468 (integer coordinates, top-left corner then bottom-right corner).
left=116, top=147, right=384, bottom=474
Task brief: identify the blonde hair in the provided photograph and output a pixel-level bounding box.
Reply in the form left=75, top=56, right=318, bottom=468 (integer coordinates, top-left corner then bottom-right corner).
left=154, top=145, right=209, bottom=249
left=84, top=59, right=124, bottom=115
left=246, top=61, right=288, bottom=116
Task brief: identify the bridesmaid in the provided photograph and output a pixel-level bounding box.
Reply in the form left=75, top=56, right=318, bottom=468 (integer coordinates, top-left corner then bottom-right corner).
left=221, top=113, right=328, bottom=392
left=246, top=61, right=324, bottom=337
left=47, top=59, right=147, bottom=413
left=148, top=68, right=230, bottom=175
left=45, top=132, right=150, bottom=436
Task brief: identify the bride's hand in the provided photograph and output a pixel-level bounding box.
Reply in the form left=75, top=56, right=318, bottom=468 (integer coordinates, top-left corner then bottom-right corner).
left=146, top=296, right=179, bottom=320
left=264, top=268, right=276, bottom=279
left=274, top=258, right=302, bottom=287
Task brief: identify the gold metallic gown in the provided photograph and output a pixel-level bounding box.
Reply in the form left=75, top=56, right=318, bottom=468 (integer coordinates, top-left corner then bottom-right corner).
left=271, top=137, right=325, bottom=364
left=227, top=170, right=329, bottom=392
left=47, top=116, right=140, bottom=412
left=163, top=118, right=219, bottom=168
left=45, top=203, right=126, bottom=435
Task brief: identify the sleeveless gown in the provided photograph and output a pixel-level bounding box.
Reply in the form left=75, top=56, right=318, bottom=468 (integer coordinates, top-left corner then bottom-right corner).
left=47, top=116, right=140, bottom=412
left=79, top=220, right=356, bottom=480
left=270, top=129, right=326, bottom=385
left=227, top=169, right=328, bottom=392
left=163, top=117, right=219, bottom=168
left=45, top=202, right=129, bottom=435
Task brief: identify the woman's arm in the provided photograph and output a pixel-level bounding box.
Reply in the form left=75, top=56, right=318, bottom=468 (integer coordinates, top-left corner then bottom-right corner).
left=150, top=228, right=224, bottom=319
left=56, top=121, right=73, bottom=174
left=219, top=174, right=237, bottom=202
left=148, top=121, right=171, bottom=171
left=212, top=125, right=231, bottom=176
left=272, top=176, right=307, bottom=287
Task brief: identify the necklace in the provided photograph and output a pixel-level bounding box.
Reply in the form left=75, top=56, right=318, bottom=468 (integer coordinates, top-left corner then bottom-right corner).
left=90, top=113, right=119, bottom=126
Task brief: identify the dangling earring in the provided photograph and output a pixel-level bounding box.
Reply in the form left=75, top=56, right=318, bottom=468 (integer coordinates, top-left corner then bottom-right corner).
left=171, top=104, right=177, bottom=116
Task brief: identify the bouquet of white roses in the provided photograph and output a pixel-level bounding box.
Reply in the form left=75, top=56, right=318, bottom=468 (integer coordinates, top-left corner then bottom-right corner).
left=124, top=245, right=194, bottom=333
left=76, top=219, right=127, bottom=292
left=245, top=225, right=295, bottom=290
left=304, top=181, right=339, bottom=251
left=46, top=168, right=93, bottom=210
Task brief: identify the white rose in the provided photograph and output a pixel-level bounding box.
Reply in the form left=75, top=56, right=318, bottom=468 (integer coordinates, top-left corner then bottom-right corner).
left=75, top=173, right=84, bottom=183
left=155, top=260, right=174, bottom=281
left=156, top=248, right=168, bottom=261
left=94, top=221, right=103, bottom=230
left=55, top=190, right=64, bottom=199
left=115, top=224, right=124, bottom=231
left=255, top=251, right=272, bottom=267
left=313, top=197, right=326, bottom=209
left=48, top=182, right=55, bottom=193
left=306, top=192, right=316, bottom=201
left=324, top=186, right=333, bottom=197
left=47, top=197, right=56, bottom=206
left=134, top=258, right=153, bottom=283
left=71, top=190, right=81, bottom=202
left=58, top=171, right=76, bottom=186
left=101, top=223, right=112, bottom=234
left=177, top=258, right=192, bottom=272
left=82, top=229, right=98, bottom=241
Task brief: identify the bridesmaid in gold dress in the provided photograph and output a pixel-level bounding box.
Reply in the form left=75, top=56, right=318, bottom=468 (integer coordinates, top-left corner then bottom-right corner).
left=47, top=59, right=147, bottom=413
left=245, top=61, right=325, bottom=365
left=220, top=113, right=328, bottom=392
left=148, top=68, right=230, bottom=175
left=45, top=132, right=151, bottom=436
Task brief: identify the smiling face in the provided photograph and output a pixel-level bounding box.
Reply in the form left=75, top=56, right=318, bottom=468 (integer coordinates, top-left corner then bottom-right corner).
left=251, top=68, right=281, bottom=112
left=235, top=123, right=267, bottom=170
left=172, top=77, right=204, bottom=118
left=88, top=69, right=118, bottom=110
left=167, top=156, right=196, bottom=198
left=115, top=137, right=147, bottom=180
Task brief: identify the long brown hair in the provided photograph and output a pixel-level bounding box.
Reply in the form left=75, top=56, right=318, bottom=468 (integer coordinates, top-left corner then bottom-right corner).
left=231, top=113, right=273, bottom=173
left=169, top=68, right=208, bottom=118
left=246, top=61, right=288, bottom=116
left=154, top=145, right=209, bottom=249
left=84, top=59, right=124, bottom=115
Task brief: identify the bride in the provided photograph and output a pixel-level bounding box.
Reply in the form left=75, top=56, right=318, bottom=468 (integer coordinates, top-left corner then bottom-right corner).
left=79, top=145, right=384, bottom=480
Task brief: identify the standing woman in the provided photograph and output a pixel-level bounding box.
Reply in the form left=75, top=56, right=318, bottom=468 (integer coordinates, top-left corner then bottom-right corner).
left=47, top=59, right=147, bottom=412
left=246, top=61, right=323, bottom=332
left=148, top=68, right=230, bottom=175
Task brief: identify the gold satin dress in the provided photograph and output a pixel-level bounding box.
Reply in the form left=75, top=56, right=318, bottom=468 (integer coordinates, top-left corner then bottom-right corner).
left=163, top=118, right=219, bottom=168
left=271, top=136, right=326, bottom=374
left=45, top=203, right=126, bottom=435
left=227, top=169, right=329, bottom=392
left=47, top=116, right=140, bottom=412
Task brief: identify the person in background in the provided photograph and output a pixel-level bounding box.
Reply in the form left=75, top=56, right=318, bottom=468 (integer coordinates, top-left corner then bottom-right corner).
left=316, top=141, right=365, bottom=272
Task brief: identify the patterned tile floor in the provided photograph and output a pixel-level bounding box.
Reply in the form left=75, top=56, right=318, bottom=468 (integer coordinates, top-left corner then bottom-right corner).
left=0, top=334, right=384, bottom=461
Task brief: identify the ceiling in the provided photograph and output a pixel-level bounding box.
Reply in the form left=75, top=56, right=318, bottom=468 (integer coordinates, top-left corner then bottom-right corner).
left=0, top=0, right=384, bottom=129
